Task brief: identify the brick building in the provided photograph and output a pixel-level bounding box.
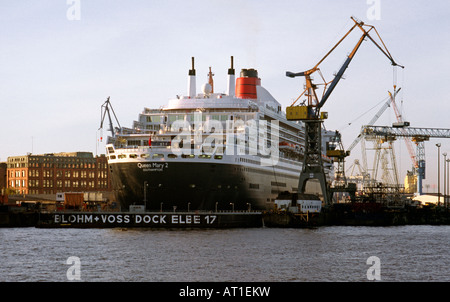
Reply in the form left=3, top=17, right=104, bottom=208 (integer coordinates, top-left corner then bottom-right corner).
left=0, top=162, right=6, bottom=193
left=6, top=152, right=111, bottom=195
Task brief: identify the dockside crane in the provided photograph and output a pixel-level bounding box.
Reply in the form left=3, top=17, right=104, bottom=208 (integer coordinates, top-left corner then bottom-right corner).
left=362, top=125, right=450, bottom=195
left=285, top=16, right=403, bottom=204
left=99, top=96, right=121, bottom=141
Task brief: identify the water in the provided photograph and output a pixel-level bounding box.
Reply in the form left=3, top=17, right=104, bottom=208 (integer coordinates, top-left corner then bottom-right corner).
left=0, top=225, right=449, bottom=282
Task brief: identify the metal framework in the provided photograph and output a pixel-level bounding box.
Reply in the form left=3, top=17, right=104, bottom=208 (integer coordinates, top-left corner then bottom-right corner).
left=363, top=126, right=450, bottom=139
left=362, top=125, right=450, bottom=194
left=285, top=16, right=402, bottom=204
left=99, top=96, right=121, bottom=139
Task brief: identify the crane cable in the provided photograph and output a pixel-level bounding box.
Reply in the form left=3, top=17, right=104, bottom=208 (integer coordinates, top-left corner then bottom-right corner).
left=339, top=96, right=390, bottom=131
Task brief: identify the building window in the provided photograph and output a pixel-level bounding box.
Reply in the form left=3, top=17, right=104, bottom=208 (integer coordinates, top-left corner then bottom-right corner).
left=249, top=183, right=260, bottom=189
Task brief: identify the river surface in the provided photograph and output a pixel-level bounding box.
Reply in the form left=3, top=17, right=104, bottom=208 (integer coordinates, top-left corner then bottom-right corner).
left=1, top=225, right=449, bottom=282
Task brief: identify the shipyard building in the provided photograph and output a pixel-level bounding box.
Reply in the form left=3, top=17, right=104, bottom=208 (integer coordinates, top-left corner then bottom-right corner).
left=6, top=152, right=111, bottom=196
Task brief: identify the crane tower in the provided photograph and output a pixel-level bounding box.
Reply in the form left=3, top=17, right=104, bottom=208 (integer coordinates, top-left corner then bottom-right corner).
left=285, top=16, right=403, bottom=204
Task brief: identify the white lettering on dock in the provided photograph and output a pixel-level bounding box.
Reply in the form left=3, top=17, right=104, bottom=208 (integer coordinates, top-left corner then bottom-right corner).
left=171, top=215, right=202, bottom=224
left=53, top=213, right=219, bottom=226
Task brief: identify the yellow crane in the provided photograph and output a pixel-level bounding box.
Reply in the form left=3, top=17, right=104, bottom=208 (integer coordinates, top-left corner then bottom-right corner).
left=285, top=16, right=403, bottom=204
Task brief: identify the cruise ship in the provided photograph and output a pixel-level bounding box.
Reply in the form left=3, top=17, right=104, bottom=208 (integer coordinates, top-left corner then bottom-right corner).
left=105, top=57, right=335, bottom=211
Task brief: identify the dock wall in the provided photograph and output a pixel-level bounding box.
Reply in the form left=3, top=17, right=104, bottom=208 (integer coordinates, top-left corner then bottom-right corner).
left=36, top=211, right=263, bottom=228
left=1, top=204, right=450, bottom=228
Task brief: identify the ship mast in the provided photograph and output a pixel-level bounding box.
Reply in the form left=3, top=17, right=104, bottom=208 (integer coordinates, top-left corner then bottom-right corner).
left=208, top=67, right=214, bottom=94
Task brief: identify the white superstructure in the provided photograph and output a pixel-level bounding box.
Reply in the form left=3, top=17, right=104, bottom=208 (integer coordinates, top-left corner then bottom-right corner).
left=105, top=57, right=334, bottom=211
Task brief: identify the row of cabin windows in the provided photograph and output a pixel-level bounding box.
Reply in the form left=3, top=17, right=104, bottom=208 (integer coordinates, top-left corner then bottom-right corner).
left=108, top=153, right=223, bottom=160
left=145, top=114, right=234, bottom=124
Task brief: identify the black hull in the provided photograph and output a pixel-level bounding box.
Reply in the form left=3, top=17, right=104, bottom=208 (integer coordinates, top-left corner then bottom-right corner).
left=109, top=160, right=301, bottom=211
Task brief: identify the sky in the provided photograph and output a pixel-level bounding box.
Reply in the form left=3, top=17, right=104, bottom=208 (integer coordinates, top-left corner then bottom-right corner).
left=1, top=0, right=450, bottom=192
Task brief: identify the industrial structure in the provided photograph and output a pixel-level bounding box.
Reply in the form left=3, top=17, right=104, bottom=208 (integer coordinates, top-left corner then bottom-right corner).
left=362, top=125, right=450, bottom=195
left=285, top=16, right=403, bottom=205
left=99, top=96, right=121, bottom=141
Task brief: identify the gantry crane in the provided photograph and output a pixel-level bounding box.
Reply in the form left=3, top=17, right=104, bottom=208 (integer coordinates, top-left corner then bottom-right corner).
left=285, top=16, right=403, bottom=204
left=362, top=125, right=450, bottom=195
left=346, top=159, right=370, bottom=191
left=368, top=133, right=400, bottom=187
left=346, top=86, right=419, bottom=193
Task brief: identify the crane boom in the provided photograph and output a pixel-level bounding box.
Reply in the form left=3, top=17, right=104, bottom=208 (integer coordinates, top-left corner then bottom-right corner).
left=286, top=16, right=404, bottom=119
left=284, top=16, right=403, bottom=205
left=347, top=87, right=402, bottom=154
left=363, top=126, right=450, bottom=139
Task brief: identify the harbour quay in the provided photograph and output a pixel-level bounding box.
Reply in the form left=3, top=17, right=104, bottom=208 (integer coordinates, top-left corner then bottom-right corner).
left=263, top=204, right=450, bottom=227
left=2, top=197, right=450, bottom=228
left=36, top=211, right=263, bottom=228
left=23, top=205, right=450, bottom=228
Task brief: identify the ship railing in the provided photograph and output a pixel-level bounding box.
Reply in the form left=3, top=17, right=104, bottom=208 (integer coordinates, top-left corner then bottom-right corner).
left=130, top=210, right=263, bottom=214
left=167, top=210, right=263, bottom=214
left=113, top=146, right=151, bottom=152
left=39, top=207, right=122, bottom=214
left=39, top=208, right=263, bottom=214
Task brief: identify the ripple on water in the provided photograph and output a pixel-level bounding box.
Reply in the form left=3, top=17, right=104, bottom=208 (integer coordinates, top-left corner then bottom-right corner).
left=0, top=226, right=449, bottom=281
